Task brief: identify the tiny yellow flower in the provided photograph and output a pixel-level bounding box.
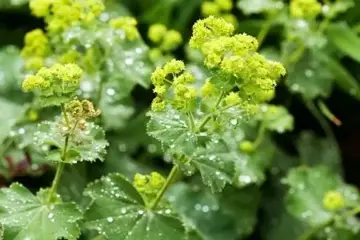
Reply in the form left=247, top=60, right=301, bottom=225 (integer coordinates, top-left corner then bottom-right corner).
left=323, top=191, right=345, bottom=211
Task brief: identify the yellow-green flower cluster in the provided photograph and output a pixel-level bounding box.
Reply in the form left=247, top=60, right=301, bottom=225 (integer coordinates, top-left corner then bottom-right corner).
left=66, top=99, right=101, bottom=120
left=201, top=0, right=237, bottom=27
left=21, top=29, right=49, bottom=71
left=190, top=16, right=286, bottom=107
left=148, top=24, right=183, bottom=62
left=58, top=49, right=82, bottom=64
left=109, top=17, right=140, bottom=41
left=29, top=0, right=105, bottom=32
left=151, top=59, right=197, bottom=112
left=290, top=0, right=322, bottom=19
left=148, top=24, right=182, bottom=52
left=133, top=172, right=165, bottom=204
left=323, top=191, right=345, bottom=211
left=22, top=63, right=83, bottom=98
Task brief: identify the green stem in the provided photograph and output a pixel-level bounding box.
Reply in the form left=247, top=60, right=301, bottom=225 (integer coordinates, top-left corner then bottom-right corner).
left=304, top=99, right=336, bottom=142
left=60, top=103, right=70, bottom=126
left=187, top=112, right=196, bottom=131
left=47, top=105, right=70, bottom=203
left=196, top=92, right=225, bottom=132
left=253, top=122, right=267, bottom=148
left=47, top=161, right=65, bottom=203
left=318, top=100, right=342, bottom=126
left=257, top=19, right=272, bottom=47
left=149, top=164, right=179, bottom=210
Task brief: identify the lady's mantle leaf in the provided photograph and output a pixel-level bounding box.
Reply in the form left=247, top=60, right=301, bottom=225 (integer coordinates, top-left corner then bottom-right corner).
left=147, top=108, right=198, bottom=155
left=169, top=184, right=260, bottom=240
left=84, top=173, right=188, bottom=240
left=0, top=183, right=82, bottom=240
left=283, top=166, right=360, bottom=226
left=191, top=140, right=235, bottom=192
left=256, top=105, right=294, bottom=133
left=34, top=121, right=108, bottom=164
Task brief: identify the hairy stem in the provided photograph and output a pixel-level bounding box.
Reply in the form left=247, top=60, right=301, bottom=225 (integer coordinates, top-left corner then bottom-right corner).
left=150, top=164, right=179, bottom=209
left=47, top=105, right=71, bottom=203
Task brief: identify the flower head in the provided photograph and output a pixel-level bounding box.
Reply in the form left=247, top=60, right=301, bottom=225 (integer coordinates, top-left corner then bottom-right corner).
left=109, top=17, right=140, bottom=40
left=290, top=0, right=322, bottom=19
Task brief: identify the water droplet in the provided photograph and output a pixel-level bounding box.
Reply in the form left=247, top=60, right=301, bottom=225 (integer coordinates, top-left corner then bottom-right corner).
left=148, top=144, right=157, bottom=153
left=165, top=209, right=171, bottom=214
left=238, top=175, right=252, bottom=184
left=107, top=217, right=114, bottom=223
left=305, top=69, right=314, bottom=78
left=119, top=143, right=127, bottom=152
left=195, top=203, right=202, bottom=211
left=125, top=58, right=134, bottom=65
left=106, top=88, right=116, bottom=96
left=48, top=212, right=54, bottom=219
left=202, top=205, right=209, bottom=213
left=138, top=210, right=144, bottom=215
left=230, top=119, right=237, bottom=125
left=18, top=128, right=25, bottom=134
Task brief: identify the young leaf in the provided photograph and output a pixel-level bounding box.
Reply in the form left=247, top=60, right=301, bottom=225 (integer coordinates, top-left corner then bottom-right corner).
left=0, top=183, right=82, bottom=240
left=283, top=166, right=360, bottom=227
left=35, top=121, right=108, bottom=164
left=256, top=105, right=294, bottom=133
left=84, top=173, right=188, bottom=240
left=147, top=108, right=198, bottom=155
left=223, top=129, right=275, bottom=188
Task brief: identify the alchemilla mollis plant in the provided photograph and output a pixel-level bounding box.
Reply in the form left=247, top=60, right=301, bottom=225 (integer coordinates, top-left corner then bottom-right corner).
left=1, top=0, right=360, bottom=239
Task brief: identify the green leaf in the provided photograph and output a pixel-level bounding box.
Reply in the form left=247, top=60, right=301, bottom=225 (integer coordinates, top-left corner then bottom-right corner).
left=297, top=131, right=341, bottom=172
left=261, top=168, right=308, bottom=240
left=84, top=173, right=188, bottom=240
left=191, top=140, right=235, bottom=192
left=0, top=183, right=82, bottom=240
left=99, top=92, right=135, bottom=131
left=0, top=98, right=26, bottom=144
left=284, top=166, right=360, bottom=226
left=147, top=108, right=198, bottom=156
left=222, top=128, right=276, bottom=187
left=169, top=183, right=260, bottom=240
left=0, top=0, right=28, bottom=9
left=237, top=0, right=281, bottom=15
left=326, top=56, right=360, bottom=100
left=0, top=46, right=24, bottom=101
left=327, top=22, right=360, bottom=62
left=104, top=39, right=153, bottom=89
left=287, top=50, right=333, bottom=99
left=35, top=121, right=108, bottom=163
left=256, top=105, right=294, bottom=133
